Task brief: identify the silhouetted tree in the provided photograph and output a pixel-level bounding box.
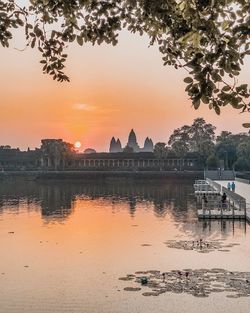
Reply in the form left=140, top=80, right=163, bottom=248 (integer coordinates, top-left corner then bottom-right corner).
left=154, top=142, right=169, bottom=159
left=206, top=154, right=218, bottom=170
left=215, top=131, right=250, bottom=169
left=234, top=158, right=250, bottom=171
left=168, top=118, right=215, bottom=165
left=168, top=125, right=190, bottom=154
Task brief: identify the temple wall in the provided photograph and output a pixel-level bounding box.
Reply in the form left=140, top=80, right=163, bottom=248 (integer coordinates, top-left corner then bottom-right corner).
left=0, top=147, right=200, bottom=171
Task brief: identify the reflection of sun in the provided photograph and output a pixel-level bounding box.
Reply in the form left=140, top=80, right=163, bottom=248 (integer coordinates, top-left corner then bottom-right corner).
left=74, top=141, right=81, bottom=149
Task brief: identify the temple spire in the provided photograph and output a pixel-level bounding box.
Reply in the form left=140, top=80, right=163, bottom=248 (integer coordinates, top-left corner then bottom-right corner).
left=127, top=129, right=140, bottom=152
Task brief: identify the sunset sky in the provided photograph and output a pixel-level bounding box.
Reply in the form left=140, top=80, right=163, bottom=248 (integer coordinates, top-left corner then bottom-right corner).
left=0, top=25, right=249, bottom=152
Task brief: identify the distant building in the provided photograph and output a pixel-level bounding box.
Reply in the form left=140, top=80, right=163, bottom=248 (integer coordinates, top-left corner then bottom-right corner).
left=109, top=129, right=154, bottom=153
left=84, top=148, right=97, bottom=154
left=143, top=137, right=154, bottom=152
left=126, top=129, right=140, bottom=152
left=0, top=138, right=199, bottom=171
left=0, top=145, right=40, bottom=171
left=109, top=137, right=123, bottom=153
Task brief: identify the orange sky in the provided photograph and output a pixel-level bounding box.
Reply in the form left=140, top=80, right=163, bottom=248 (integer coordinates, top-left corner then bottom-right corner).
left=0, top=29, right=249, bottom=152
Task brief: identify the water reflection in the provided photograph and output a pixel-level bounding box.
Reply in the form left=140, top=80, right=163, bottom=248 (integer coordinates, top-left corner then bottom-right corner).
left=0, top=178, right=247, bottom=236
left=178, top=217, right=247, bottom=239
left=0, top=179, right=195, bottom=218
left=39, top=184, right=75, bottom=219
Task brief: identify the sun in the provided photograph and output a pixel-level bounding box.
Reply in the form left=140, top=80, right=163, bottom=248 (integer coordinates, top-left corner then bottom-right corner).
left=74, top=141, right=82, bottom=149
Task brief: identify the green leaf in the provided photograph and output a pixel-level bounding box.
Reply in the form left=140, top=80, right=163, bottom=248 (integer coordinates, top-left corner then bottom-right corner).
left=201, top=95, right=210, bottom=104
left=184, top=77, right=193, bottom=84
left=31, top=37, right=36, bottom=48
left=221, top=21, right=230, bottom=30
left=77, top=36, right=83, bottom=46
left=214, top=105, right=221, bottom=115
left=193, top=99, right=200, bottom=109
left=222, top=86, right=231, bottom=92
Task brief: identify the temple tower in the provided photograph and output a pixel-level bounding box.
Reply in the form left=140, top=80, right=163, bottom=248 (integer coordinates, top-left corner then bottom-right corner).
left=109, top=137, right=122, bottom=153
left=109, top=137, right=117, bottom=153
left=116, top=139, right=122, bottom=152
left=127, top=129, right=140, bottom=152
left=143, top=137, right=154, bottom=152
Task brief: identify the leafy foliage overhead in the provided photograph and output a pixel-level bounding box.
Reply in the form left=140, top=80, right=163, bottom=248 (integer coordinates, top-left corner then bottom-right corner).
left=0, top=0, right=249, bottom=121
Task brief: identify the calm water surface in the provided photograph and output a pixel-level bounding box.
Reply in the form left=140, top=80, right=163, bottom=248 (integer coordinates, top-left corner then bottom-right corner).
left=0, top=178, right=249, bottom=313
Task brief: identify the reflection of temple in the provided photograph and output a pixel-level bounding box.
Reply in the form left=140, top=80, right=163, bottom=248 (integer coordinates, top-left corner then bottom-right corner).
left=39, top=184, right=75, bottom=219
left=0, top=180, right=75, bottom=220
left=0, top=179, right=248, bottom=235
left=110, top=129, right=154, bottom=153
left=0, top=179, right=195, bottom=219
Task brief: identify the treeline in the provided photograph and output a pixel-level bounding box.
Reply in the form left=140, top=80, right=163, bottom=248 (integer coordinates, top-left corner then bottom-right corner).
left=154, top=118, right=250, bottom=171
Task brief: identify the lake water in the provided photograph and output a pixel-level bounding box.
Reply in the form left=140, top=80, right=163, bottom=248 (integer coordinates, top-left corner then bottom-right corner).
left=0, top=178, right=249, bottom=313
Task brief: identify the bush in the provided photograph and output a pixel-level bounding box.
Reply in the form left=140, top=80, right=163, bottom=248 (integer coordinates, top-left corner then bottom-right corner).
left=234, top=158, right=250, bottom=171
left=206, top=155, right=218, bottom=170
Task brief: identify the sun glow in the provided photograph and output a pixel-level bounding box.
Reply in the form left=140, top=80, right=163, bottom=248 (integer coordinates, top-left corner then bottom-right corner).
left=74, top=141, right=82, bottom=149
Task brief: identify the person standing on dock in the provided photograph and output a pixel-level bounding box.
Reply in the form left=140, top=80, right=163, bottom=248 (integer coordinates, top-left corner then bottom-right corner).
left=202, top=195, right=208, bottom=203
left=221, top=193, right=227, bottom=204
left=231, top=182, right=235, bottom=192
left=227, top=182, right=231, bottom=190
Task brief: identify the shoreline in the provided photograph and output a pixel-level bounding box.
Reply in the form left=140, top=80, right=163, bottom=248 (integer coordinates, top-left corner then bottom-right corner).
left=0, top=170, right=204, bottom=181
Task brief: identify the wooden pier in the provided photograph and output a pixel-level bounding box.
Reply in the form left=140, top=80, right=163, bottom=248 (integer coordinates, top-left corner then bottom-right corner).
left=198, top=209, right=245, bottom=219
left=194, top=179, right=250, bottom=222
left=194, top=180, right=220, bottom=196
left=198, top=199, right=246, bottom=220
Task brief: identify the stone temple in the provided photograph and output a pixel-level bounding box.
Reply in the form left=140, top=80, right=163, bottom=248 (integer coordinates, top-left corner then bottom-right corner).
left=109, top=129, right=154, bottom=153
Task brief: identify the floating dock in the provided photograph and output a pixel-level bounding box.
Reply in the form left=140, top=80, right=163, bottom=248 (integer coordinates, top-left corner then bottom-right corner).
left=198, top=209, right=245, bottom=219
left=194, top=179, right=220, bottom=196
left=194, top=179, right=250, bottom=222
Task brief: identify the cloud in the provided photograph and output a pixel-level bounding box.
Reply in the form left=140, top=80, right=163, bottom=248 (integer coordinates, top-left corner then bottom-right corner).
left=73, top=103, right=96, bottom=111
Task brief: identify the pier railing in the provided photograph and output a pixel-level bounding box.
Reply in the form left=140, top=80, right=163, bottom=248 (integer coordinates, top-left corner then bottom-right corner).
left=236, top=177, right=250, bottom=184
left=202, top=199, right=245, bottom=210
left=221, top=187, right=246, bottom=210
left=205, top=178, right=221, bottom=193
left=200, top=198, right=246, bottom=219
left=204, top=170, right=235, bottom=180
left=195, top=179, right=248, bottom=220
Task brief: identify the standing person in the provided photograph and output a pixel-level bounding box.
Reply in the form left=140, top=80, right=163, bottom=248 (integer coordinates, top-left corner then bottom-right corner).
left=202, top=194, right=208, bottom=203
left=227, top=182, right=231, bottom=190
left=221, top=192, right=227, bottom=209
left=221, top=192, right=227, bottom=203
left=231, top=182, right=236, bottom=192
